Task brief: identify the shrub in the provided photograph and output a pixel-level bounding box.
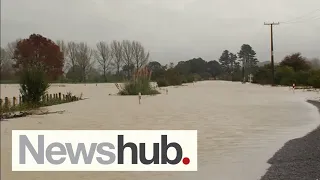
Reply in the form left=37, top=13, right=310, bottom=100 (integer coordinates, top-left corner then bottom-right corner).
left=180, top=75, right=188, bottom=84
left=293, top=71, right=310, bottom=86
left=253, top=66, right=272, bottom=85
left=168, top=77, right=183, bottom=86
left=231, top=72, right=242, bottom=82
left=199, top=72, right=211, bottom=80
left=19, top=66, right=50, bottom=104
left=180, top=74, right=196, bottom=83
left=251, top=60, right=320, bottom=87
left=119, top=79, right=159, bottom=95
left=193, top=73, right=202, bottom=81
left=118, top=67, right=160, bottom=95
left=308, top=70, right=320, bottom=88
left=164, top=69, right=183, bottom=86
left=280, top=78, right=294, bottom=86
left=275, top=66, right=295, bottom=85
left=156, top=78, right=169, bottom=87
left=186, top=74, right=195, bottom=83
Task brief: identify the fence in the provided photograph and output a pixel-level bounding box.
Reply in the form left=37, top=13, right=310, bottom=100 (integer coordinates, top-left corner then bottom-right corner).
left=0, top=92, right=80, bottom=112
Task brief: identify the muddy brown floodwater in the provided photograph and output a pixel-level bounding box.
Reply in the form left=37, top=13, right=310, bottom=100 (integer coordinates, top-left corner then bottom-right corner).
left=1, top=81, right=319, bottom=180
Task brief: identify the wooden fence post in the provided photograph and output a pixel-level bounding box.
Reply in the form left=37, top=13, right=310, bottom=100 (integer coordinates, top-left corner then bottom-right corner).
left=59, top=93, right=61, bottom=100
left=19, top=96, right=22, bottom=105
left=4, top=97, right=9, bottom=110
left=138, top=92, right=141, bottom=104
left=13, top=97, right=16, bottom=107
left=22, top=96, right=25, bottom=103
left=0, top=99, right=2, bottom=115
left=49, top=94, right=52, bottom=100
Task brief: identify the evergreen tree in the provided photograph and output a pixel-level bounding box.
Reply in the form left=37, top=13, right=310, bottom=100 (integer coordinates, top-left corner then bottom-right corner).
left=238, top=44, right=258, bottom=82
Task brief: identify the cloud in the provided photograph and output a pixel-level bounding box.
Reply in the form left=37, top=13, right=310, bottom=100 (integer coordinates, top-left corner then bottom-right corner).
left=1, top=0, right=319, bottom=64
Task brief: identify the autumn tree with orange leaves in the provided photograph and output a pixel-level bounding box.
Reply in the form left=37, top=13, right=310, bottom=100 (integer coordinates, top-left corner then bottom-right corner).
left=13, top=34, right=64, bottom=80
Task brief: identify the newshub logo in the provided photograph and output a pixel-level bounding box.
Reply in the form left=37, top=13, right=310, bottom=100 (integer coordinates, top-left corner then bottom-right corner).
left=12, top=130, right=197, bottom=171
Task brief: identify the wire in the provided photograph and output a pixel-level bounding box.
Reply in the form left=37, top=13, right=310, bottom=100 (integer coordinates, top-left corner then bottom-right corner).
left=281, top=16, right=320, bottom=24
left=280, top=9, right=319, bottom=23
left=280, top=9, right=320, bottom=24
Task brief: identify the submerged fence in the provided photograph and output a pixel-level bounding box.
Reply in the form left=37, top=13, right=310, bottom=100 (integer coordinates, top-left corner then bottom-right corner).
left=0, top=92, right=80, bottom=112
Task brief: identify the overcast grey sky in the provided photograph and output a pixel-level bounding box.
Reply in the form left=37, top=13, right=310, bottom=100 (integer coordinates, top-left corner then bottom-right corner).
left=1, top=0, right=319, bottom=65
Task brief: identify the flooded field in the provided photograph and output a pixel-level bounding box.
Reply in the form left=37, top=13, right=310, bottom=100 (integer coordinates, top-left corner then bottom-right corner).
left=1, top=81, right=319, bottom=180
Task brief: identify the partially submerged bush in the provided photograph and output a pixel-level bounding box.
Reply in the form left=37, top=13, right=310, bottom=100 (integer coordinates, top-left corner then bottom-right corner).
left=294, top=71, right=310, bottom=86
left=118, top=67, right=160, bottom=95
left=156, top=78, right=169, bottom=87
left=252, top=66, right=272, bottom=85
left=165, top=69, right=183, bottom=86
left=275, top=66, right=295, bottom=85
left=199, top=72, right=211, bottom=80
left=19, top=66, right=50, bottom=105
left=186, top=74, right=195, bottom=83
left=308, top=70, right=320, bottom=88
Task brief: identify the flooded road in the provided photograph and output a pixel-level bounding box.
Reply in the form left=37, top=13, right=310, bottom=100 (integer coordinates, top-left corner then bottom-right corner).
left=1, top=81, right=319, bottom=180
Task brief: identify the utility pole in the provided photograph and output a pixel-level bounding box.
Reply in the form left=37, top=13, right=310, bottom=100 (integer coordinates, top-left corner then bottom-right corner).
left=264, top=22, right=279, bottom=86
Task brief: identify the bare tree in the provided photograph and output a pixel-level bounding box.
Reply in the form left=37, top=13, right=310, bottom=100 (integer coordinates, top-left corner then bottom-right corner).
left=0, top=47, right=13, bottom=79
left=56, top=40, right=68, bottom=56
left=6, top=39, right=20, bottom=59
left=56, top=40, right=69, bottom=72
left=110, top=40, right=123, bottom=76
left=95, top=41, right=112, bottom=81
left=121, top=40, right=134, bottom=78
left=1, top=48, right=8, bottom=70
left=132, top=41, right=150, bottom=71
left=0, top=40, right=20, bottom=79
left=67, top=41, right=78, bottom=73
left=76, top=42, right=94, bottom=82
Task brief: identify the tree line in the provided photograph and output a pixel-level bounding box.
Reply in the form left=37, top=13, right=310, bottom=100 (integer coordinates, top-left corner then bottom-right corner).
left=0, top=33, right=319, bottom=88
left=0, top=34, right=150, bottom=83
left=254, top=53, right=320, bottom=88
left=147, top=44, right=260, bottom=86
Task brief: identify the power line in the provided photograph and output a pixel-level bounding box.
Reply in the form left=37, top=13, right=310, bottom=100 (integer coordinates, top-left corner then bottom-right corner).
left=281, top=15, right=320, bottom=24
left=280, top=9, right=320, bottom=23
left=260, top=10, right=320, bottom=78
